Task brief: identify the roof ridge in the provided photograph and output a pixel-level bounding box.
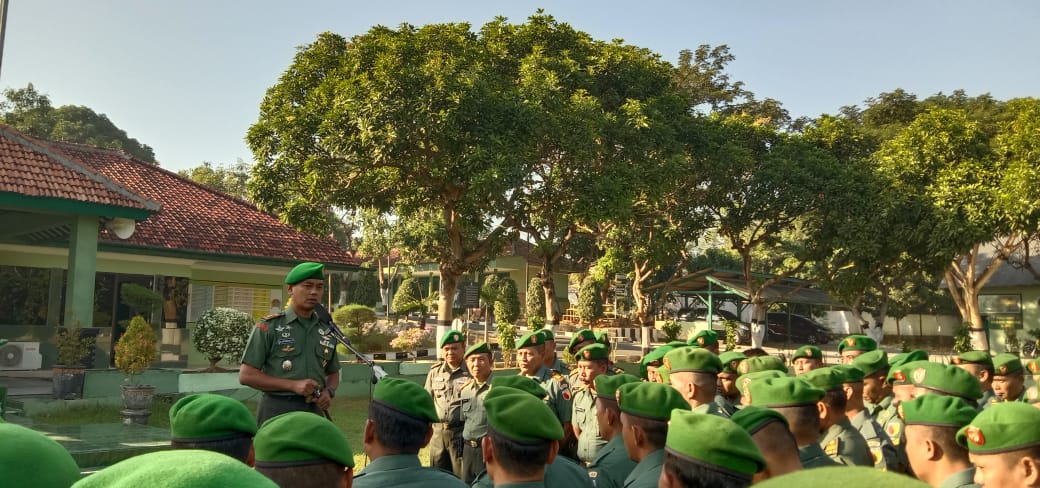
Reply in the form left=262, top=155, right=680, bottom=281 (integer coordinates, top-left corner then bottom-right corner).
left=0, top=125, right=161, bottom=212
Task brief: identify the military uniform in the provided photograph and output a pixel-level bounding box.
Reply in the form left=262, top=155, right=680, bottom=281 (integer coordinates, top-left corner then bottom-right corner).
left=241, top=308, right=339, bottom=425
left=712, top=393, right=737, bottom=418
left=692, top=401, right=726, bottom=417
left=799, top=443, right=840, bottom=468
left=572, top=384, right=606, bottom=464
left=587, top=435, right=636, bottom=488
left=425, top=358, right=471, bottom=474
left=528, top=365, right=573, bottom=424
left=819, top=418, right=873, bottom=466
left=470, top=457, right=594, bottom=488
left=873, top=394, right=907, bottom=452
left=354, top=454, right=466, bottom=488
left=550, top=356, right=570, bottom=375
left=850, top=409, right=899, bottom=471
left=938, top=468, right=979, bottom=488
left=458, top=373, right=493, bottom=483
left=622, top=449, right=664, bottom=488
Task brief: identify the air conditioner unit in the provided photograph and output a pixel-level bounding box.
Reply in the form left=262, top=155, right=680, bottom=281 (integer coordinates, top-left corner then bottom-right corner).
left=0, top=341, right=43, bottom=370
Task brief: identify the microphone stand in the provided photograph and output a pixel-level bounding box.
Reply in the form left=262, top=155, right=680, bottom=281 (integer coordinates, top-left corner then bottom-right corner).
left=313, top=304, right=389, bottom=383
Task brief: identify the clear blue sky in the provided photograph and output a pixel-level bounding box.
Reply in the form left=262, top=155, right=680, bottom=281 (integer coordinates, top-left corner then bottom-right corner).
left=2, top=1, right=1037, bottom=172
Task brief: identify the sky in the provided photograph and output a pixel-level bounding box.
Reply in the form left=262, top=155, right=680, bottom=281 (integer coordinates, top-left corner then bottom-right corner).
left=2, top=1, right=1038, bottom=172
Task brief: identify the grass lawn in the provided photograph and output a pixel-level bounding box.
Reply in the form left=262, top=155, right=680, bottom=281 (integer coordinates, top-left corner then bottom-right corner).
left=30, top=393, right=427, bottom=469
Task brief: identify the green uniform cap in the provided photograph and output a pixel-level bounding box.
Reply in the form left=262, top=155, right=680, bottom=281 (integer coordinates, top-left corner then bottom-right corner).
left=71, top=449, right=279, bottom=488
left=903, top=360, right=983, bottom=400
left=464, top=341, right=491, bottom=359
left=1027, top=358, right=1040, bottom=375
left=838, top=334, right=877, bottom=353
left=485, top=387, right=564, bottom=442
left=567, top=329, right=597, bottom=354
left=665, top=409, right=766, bottom=477
left=792, top=345, right=823, bottom=361
left=491, top=375, right=546, bottom=399
left=736, top=370, right=787, bottom=388
left=517, top=330, right=546, bottom=349
left=616, top=381, right=690, bottom=420
left=831, top=364, right=865, bottom=383
left=372, top=377, right=437, bottom=422
left=992, top=352, right=1023, bottom=376
left=169, top=393, right=257, bottom=441
left=737, top=355, right=788, bottom=375
left=594, top=330, right=610, bottom=346
left=951, top=350, right=992, bottom=368
left=254, top=411, right=354, bottom=468
left=439, top=329, right=465, bottom=349
left=957, top=401, right=1040, bottom=454
left=755, top=466, right=930, bottom=488
left=851, top=350, right=889, bottom=376
left=657, top=364, right=672, bottom=385
left=800, top=367, right=845, bottom=391
left=731, top=404, right=790, bottom=435
left=0, top=423, right=80, bottom=488
left=576, top=343, right=609, bottom=361
left=719, top=351, right=747, bottom=374
left=746, top=377, right=824, bottom=408
left=538, top=328, right=556, bottom=343
left=641, top=344, right=676, bottom=367
left=899, top=394, right=976, bottom=428
left=688, top=329, right=719, bottom=348
left=667, top=340, right=689, bottom=348
left=284, top=262, right=324, bottom=284
left=890, top=349, right=929, bottom=369
left=594, top=373, right=641, bottom=400
left=663, top=347, right=722, bottom=374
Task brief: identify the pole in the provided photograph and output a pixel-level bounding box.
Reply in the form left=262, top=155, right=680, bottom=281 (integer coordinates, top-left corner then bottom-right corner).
left=0, top=0, right=10, bottom=81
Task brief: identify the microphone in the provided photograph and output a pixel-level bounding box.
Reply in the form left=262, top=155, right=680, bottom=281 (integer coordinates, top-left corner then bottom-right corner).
left=313, top=303, right=388, bottom=382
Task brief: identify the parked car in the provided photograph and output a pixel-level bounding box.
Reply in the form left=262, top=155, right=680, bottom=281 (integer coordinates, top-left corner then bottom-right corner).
left=764, top=313, right=831, bottom=344
left=675, top=308, right=751, bottom=345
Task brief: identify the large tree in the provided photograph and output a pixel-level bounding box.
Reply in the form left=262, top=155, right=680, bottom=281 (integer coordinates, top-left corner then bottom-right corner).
left=1, top=84, right=156, bottom=163
left=178, top=160, right=251, bottom=200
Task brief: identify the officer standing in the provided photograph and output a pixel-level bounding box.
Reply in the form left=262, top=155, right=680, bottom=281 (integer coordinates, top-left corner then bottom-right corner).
left=587, top=374, right=641, bottom=488
left=687, top=329, right=720, bottom=354
left=566, top=329, right=599, bottom=385
left=745, top=376, right=839, bottom=469
left=540, top=328, right=570, bottom=374
left=616, top=382, right=691, bottom=488
left=458, top=342, right=494, bottom=483
left=253, top=411, right=355, bottom=487
left=516, top=330, right=573, bottom=431
left=791, top=345, right=825, bottom=376
left=716, top=351, right=747, bottom=416
left=899, top=395, right=979, bottom=488
left=240, top=262, right=339, bottom=425
left=991, top=353, right=1027, bottom=403
left=802, top=367, right=873, bottom=466
left=481, top=386, right=566, bottom=488
left=658, top=409, right=765, bottom=488
left=951, top=351, right=997, bottom=410
left=424, top=329, right=471, bottom=476
left=572, top=343, right=611, bottom=465
left=833, top=365, right=901, bottom=472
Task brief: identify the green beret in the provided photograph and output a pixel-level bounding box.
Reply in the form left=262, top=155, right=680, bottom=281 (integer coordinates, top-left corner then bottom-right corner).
left=736, top=370, right=787, bottom=389
left=464, top=341, right=491, bottom=359
left=254, top=411, right=354, bottom=468
left=801, top=367, right=845, bottom=391
left=852, top=350, right=889, bottom=376
left=667, top=340, right=689, bottom=348
left=755, top=466, right=930, bottom=488
left=170, top=393, right=257, bottom=441
left=485, top=387, right=564, bottom=442
left=746, top=377, right=824, bottom=408
left=538, top=328, right=556, bottom=342
left=616, top=381, right=690, bottom=420
left=567, top=329, right=597, bottom=354
left=903, top=360, right=983, bottom=400
left=992, top=353, right=1023, bottom=376
left=284, top=262, right=324, bottom=284
left=657, top=364, right=672, bottom=385
left=688, top=329, right=719, bottom=347
left=1027, top=358, right=1040, bottom=375
left=899, top=394, right=976, bottom=428
left=831, top=364, right=865, bottom=383
left=665, top=409, right=765, bottom=478
left=737, top=355, right=788, bottom=376
left=439, top=329, right=464, bottom=349
left=641, top=345, right=676, bottom=367
left=957, top=401, right=1040, bottom=454
left=663, top=347, right=722, bottom=374
left=719, top=351, right=747, bottom=374
left=731, top=404, right=790, bottom=435
left=838, top=335, right=877, bottom=353
left=594, top=330, right=610, bottom=346
left=372, top=377, right=437, bottom=422
left=72, top=450, right=278, bottom=488
left=491, top=375, right=546, bottom=399
left=576, top=343, right=609, bottom=361
left=0, top=423, right=80, bottom=488
left=517, top=330, right=545, bottom=349
left=890, top=350, right=929, bottom=369
left=595, top=374, right=641, bottom=400
left=792, top=345, right=823, bottom=361
left=952, top=350, right=992, bottom=368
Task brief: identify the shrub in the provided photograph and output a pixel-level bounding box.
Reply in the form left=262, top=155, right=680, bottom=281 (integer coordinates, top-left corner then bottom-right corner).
left=333, top=304, right=378, bottom=329
left=115, top=316, right=158, bottom=384
left=495, top=278, right=521, bottom=324
left=193, top=307, right=253, bottom=371
left=347, top=270, right=381, bottom=308
left=577, top=278, right=603, bottom=325
left=120, top=283, right=164, bottom=317
left=389, top=327, right=432, bottom=357
left=661, top=320, right=682, bottom=343
left=54, top=327, right=95, bottom=367
left=723, top=320, right=739, bottom=351
left=952, top=324, right=973, bottom=353
left=526, top=278, right=545, bottom=323
left=497, top=321, right=518, bottom=368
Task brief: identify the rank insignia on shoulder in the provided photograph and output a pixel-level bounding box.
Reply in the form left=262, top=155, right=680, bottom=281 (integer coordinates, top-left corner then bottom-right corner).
left=255, top=323, right=268, bottom=331
left=262, top=312, right=285, bottom=321
left=824, top=438, right=839, bottom=456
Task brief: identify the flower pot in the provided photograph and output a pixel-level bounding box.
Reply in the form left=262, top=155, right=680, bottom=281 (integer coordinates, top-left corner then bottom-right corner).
left=120, top=384, right=156, bottom=425
left=52, top=366, right=87, bottom=400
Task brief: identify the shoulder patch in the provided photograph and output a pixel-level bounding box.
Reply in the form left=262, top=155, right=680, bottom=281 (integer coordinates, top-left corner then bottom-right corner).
left=824, top=438, right=839, bottom=456
left=255, top=322, right=269, bottom=331
left=886, top=423, right=901, bottom=444
left=262, top=312, right=285, bottom=321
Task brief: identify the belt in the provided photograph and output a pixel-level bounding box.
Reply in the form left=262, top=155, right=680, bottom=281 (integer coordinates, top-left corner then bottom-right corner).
left=263, top=393, right=309, bottom=402
left=466, top=438, right=484, bottom=448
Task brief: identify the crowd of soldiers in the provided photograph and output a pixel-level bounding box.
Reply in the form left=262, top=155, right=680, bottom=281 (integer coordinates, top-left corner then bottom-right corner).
left=4, top=262, right=1040, bottom=487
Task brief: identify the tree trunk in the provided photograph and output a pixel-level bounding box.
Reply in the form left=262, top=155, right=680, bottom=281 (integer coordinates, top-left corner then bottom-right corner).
left=540, top=262, right=559, bottom=332
left=749, top=298, right=767, bottom=349
left=437, top=265, right=461, bottom=355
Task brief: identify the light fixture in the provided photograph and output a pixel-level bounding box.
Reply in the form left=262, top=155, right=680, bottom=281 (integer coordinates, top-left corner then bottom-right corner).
left=106, top=217, right=136, bottom=239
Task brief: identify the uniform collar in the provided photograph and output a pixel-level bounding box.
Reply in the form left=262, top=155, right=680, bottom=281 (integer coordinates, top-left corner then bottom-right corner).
left=625, top=448, right=664, bottom=486
left=938, top=467, right=977, bottom=488
left=359, top=454, right=422, bottom=474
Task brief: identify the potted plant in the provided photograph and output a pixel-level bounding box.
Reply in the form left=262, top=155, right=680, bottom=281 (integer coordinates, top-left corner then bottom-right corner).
left=114, top=316, right=158, bottom=424
left=52, top=327, right=95, bottom=399
left=389, top=326, right=431, bottom=361
left=193, top=307, right=253, bottom=372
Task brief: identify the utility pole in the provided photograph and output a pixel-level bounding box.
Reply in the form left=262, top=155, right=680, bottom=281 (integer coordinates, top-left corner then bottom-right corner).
left=0, top=0, right=9, bottom=81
